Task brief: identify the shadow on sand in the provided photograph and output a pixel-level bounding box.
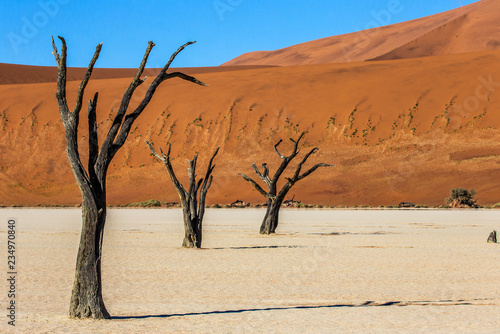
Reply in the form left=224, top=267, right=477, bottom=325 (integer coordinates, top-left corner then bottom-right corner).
left=111, top=299, right=483, bottom=320
left=210, top=245, right=305, bottom=250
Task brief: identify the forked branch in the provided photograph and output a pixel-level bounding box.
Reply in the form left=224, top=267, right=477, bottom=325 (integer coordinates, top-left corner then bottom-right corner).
left=238, top=173, right=272, bottom=199
left=146, top=141, right=219, bottom=248
left=51, top=36, right=102, bottom=126
left=291, top=147, right=333, bottom=183
left=145, top=141, right=187, bottom=202
left=100, top=41, right=208, bottom=166
left=240, top=131, right=331, bottom=199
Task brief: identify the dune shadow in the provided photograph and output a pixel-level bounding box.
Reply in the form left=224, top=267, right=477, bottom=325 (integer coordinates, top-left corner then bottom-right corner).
left=111, top=299, right=481, bottom=320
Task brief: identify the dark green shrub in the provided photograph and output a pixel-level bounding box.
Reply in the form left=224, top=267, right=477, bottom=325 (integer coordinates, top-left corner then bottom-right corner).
left=446, top=188, right=477, bottom=208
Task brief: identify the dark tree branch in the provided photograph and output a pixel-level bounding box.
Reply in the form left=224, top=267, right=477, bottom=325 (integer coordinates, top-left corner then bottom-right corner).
left=252, top=163, right=272, bottom=188
left=161, top=41, right=196, bottom=73
left=74, top=42, right=102, bottom=118
left=298, top=163, right=332, bottom=181
left=291, top=147, right=318, bottom=181
left=187, top=154, right=199, bottom=204
left=95, top=41, right=206, bottom=176
left=145, top=140, right=164, bottom=161
left=162, top=72, right=208, bottom=87
left=273, top=139, right=285, bottom=159
left=51, top=36, right=60, bottom=64
left=52, top=36, right=98, bottom=192
left=106, top=42, right=206, bottom=160
left=132, top=42, right=155, bottom=84
left=286, top=147, right=333, bottom=185
left=145, top=141, right=187, bottom=202
left=262, top=163, right=269, bottom=177
left=88, top=93, right=99, bottom=182
left=195, top=178, right=203, bottom=195
left=98, top=41, right=156, bottom=166
left=270, top=132, right=306, bottom=184
left=289, top=131, right=305, bottom=157
left=200, top=147, right=220, bottom=194
left=197, top=146, right=218, bottom=239
left=160, top=143, right=171, bottom=159
left=291, top=147, right=333, bottom=181
left=51, top=36, right=68, bottom=119
left=238, top=173, right=272, bottom=199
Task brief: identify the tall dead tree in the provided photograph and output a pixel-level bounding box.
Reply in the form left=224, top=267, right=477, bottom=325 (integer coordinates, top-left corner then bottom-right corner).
left=52, top=36, right=207, bottom=319
left=239, top=132, right=331, bottom=234
left=146, top=141, right=219, bottom=248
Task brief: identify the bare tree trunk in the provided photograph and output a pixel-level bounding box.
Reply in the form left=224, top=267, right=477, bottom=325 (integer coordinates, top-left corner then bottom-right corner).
left=146, top=142, right=219, bottom=248
left=52, top=36, right=206, bottom=319
left=69, top=199, right=109, bottom=319
left=182, top=208, right=200, bottom=248
left=260, top=197, right=286, bottom=234
left=182, top=219, right=202, bottom=248
left=240, top=132, right=331, bottom=235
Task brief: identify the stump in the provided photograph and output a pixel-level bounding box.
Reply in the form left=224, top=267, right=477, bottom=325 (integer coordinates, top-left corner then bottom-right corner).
left=487, top=230, right=497, bottom=243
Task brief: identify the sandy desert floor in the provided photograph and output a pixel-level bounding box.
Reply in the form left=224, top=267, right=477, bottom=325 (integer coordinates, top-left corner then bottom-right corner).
left=0, top=208, right=499, bottom=333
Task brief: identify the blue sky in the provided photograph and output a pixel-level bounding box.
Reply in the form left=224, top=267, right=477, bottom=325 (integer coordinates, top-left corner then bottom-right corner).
left=1, top=0, right=477, bottom=68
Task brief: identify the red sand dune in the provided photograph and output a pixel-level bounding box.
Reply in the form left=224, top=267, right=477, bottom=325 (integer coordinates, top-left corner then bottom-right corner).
left=0, top=63, right=274, bottom=85
left=223, top=0, right=500, bottom=66
left=2, top=49, right=500, bottom=207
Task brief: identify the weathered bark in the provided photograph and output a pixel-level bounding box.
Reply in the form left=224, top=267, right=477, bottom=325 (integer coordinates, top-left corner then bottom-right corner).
left=239, top=132, right=332, bottom=235
left=260, top=199, right=280, bottom=234
left=146, top=141, right=219, bottom=248
left=69, top=199, right=108, bottom=319
left=52, top=36, right=206, bottom=319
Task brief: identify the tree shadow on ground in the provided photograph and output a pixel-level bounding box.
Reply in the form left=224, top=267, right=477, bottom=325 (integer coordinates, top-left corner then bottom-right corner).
left=111, top=299, right=485, bottom=320
left=210, top=245, right=305, bottom=250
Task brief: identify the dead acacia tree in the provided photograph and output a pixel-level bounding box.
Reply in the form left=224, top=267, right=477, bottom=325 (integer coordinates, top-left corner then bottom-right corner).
left=239, top=132, right=331, bottom=234
left=146, top=141, right=219, bottom=248
left=52, top=36, right=207, bottom=319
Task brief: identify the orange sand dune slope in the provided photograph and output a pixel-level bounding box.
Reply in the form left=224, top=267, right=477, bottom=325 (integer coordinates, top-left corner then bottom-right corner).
left=2, top=50, right=500, bottom=206
left=0, top=63, right=275, bottom=85
left=223, top=0, right=500, bottom=66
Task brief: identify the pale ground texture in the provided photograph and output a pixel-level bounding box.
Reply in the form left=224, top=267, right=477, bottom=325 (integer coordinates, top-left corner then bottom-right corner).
left=0, top=208, right=499, bottom=333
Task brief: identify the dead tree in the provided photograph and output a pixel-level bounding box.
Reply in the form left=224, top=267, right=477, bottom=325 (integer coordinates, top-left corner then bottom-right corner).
left=146, top=141, right=219, bottom=248
left=52, top=36, right=207, bottom=319
left=238, top=132, right=331, bottom=234
left=487, top=230, right=497, bottom=243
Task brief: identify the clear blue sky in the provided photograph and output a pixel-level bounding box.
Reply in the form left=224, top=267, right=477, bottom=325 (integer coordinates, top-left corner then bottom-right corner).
left=1, top=0, right=477, bottom=68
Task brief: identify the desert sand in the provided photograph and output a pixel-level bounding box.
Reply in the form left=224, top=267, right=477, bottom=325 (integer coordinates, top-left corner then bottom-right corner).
left=223, top=0, right=500, bottom=66
left=2, top=49, right=500, bottom=207
left=0, top=63, right=275, bottom=85
left=0, top=208, right=499, bottom=333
